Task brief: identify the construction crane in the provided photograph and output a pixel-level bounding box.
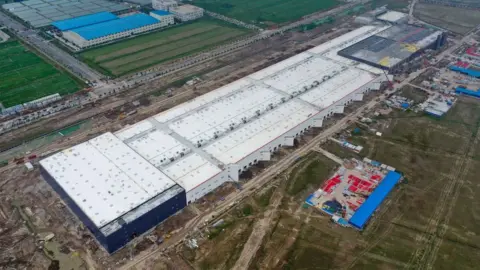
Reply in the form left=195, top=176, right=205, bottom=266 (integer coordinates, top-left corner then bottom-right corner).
left=382, top=70, right=394, bottom=90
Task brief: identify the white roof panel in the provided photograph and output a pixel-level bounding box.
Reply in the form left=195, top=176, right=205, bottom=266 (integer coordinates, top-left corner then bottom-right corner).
left=299, top=69, right=376, bottom=108
left=262, top=57, right=345, bottom=94
left=203, top=100, right=318, bottom=164
left=249, top=52, right=312, bottom=80
left=115, top=120, right=153, bottom=140
left=154, top=78, right=251, bottom=123
left=126, top=129, right=191, bottom=168
left=162, top=153, right=222, bottom=192
left=168, top=85, right=284, bottom=144
left=377, top=11, right=407, bottom=23
left=40, top=133, right=177, bottom=228
left=307, top=25, right=390, bottom=75
left=308, top=26, right=383, bottom=54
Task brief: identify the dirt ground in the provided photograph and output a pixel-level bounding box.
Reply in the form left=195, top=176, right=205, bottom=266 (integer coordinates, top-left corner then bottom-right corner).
left=414, top=3, right=480, bottom=34
left=175, top=96, right=480, bottom=270
left=178, top=152, right=338, bottom=270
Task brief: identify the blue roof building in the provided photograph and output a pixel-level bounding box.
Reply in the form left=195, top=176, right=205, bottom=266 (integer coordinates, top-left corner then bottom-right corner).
left=455, top=86, right=480, bottom=98
left=52, top=12, right=118, bottom=31
left=71, top=14, right=160, bottom=40
left=449, top=66, right=480, bottom=78
left=348, top=171, right=402, bottom=230
left=151, top=10, right=172, bottom=16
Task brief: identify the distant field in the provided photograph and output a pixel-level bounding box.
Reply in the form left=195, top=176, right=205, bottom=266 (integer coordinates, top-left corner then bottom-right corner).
left=414, top=3, right=480, bottom=34
left=193, top=0, right=340, bottom=24
left=0, top=41, right=81, bottom=108
left=80, top=20, right=251, bottom=76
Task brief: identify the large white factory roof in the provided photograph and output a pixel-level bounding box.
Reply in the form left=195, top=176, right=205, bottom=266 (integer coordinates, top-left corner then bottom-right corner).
left=162, top=153, right=222, bottom=191
left=203, top=99, right=318, bottom=164
left=41, top=25, right=388, bottom=224
left=39, top=132, right=177, bottom=228
left=377, top=11, right=408, bottom=23
left=308, top=25, right=390, bottom=74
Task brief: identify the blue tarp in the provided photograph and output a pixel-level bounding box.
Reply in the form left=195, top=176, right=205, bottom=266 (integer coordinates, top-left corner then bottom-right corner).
left=348, top=171, right=402, bottom=230
left=51, top=12, right=118, bottom=31
left=449, top=66, right=480, bottom=78
left=305, top=194, right=315, bottom=206
left=455, top=87, right=480, bottom=98
left=72, top=14, right=160, bottom=40
left=151, top=10, right=172, bottom=16
left=401, top=102, right=410, bottom=109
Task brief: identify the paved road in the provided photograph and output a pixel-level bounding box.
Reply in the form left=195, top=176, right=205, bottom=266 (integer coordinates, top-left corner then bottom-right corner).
left=0, top=11, right=104, bottom=83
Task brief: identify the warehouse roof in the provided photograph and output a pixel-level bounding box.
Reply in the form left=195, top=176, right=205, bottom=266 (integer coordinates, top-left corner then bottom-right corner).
left=3, top=0, right=129, bottom=28
left=299, top=68, right=376, bottom=108
left=349, top=171, right=402, bottom=230
left=151, top=10, right=172, bottom=16
left=377, top=11, right=408, bottom=23
left=39, top=133, right=177, bottom=228
left=203, top=99, right=318, bottom=164
left=338, top=24, right=443, bottom=69
left=308, top=25, right=390, bottom=74
left=42, top=26, right=387, bottom=208
left=450, top=66, right=480, bottom=78
left=167, top=84, right=285, bottom=144
left=115, top=121, right=223, bottom=192
left=51, top=11, right=117, bottom=31
left=162, top=153, right=223, bottom=191
left=170, top=4, right=203, bottom=13
left=71, top=13, right=159, bottom=40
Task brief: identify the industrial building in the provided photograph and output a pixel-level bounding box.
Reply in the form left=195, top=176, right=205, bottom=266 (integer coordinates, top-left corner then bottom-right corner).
left=169, top=4, right=203, bottom=22
left=455, top=86, right=480, bottom=98
left=338, top=24, right=446, bottom=71
left=304, top=157, right=401, bottom=230
left=56, top=12, right=168, bottom=49
left=1, top=0, right=129, bottom=28
left=450, top=66, right=480, bottom=78
left=40, top=133, right=186, bottom=253
left=152, top=0, right=178, bottom=11
left=376, top=11, right=408, bottom=24
left=149, top=10, right=174, bottom=25
left=40, top=25, right=391, bottom=253
left=349, top=171, right=402, bottom=230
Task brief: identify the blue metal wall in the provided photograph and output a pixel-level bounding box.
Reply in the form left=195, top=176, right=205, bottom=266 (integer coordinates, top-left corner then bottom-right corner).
left=39, top=165, right=102, bottom=236
left=103, top=187, right=187, bottom=253
left=40, top=165, right=187, bottom=253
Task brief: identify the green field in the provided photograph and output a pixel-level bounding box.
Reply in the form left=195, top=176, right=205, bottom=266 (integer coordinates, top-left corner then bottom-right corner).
left=193, top=0, right=340, bottom=24
left=80, top=20, right=251, bottom=76
left=0, top=41, right=81, bottom=108
left=182, top=97, right=480, bottom=270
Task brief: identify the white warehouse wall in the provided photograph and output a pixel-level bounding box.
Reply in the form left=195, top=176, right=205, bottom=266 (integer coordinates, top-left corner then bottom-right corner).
left=227, top=80, right=384, bottom=181
left=185, top=170, right=229, bottom=204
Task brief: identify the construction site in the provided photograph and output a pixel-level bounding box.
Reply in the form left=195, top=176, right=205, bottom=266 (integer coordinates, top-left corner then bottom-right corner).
left=2, top=0, right=480, bottom=269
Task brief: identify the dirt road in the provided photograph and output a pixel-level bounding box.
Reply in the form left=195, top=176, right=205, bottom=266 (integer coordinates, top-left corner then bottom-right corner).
left=232, top=189, right=284, bottom=270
